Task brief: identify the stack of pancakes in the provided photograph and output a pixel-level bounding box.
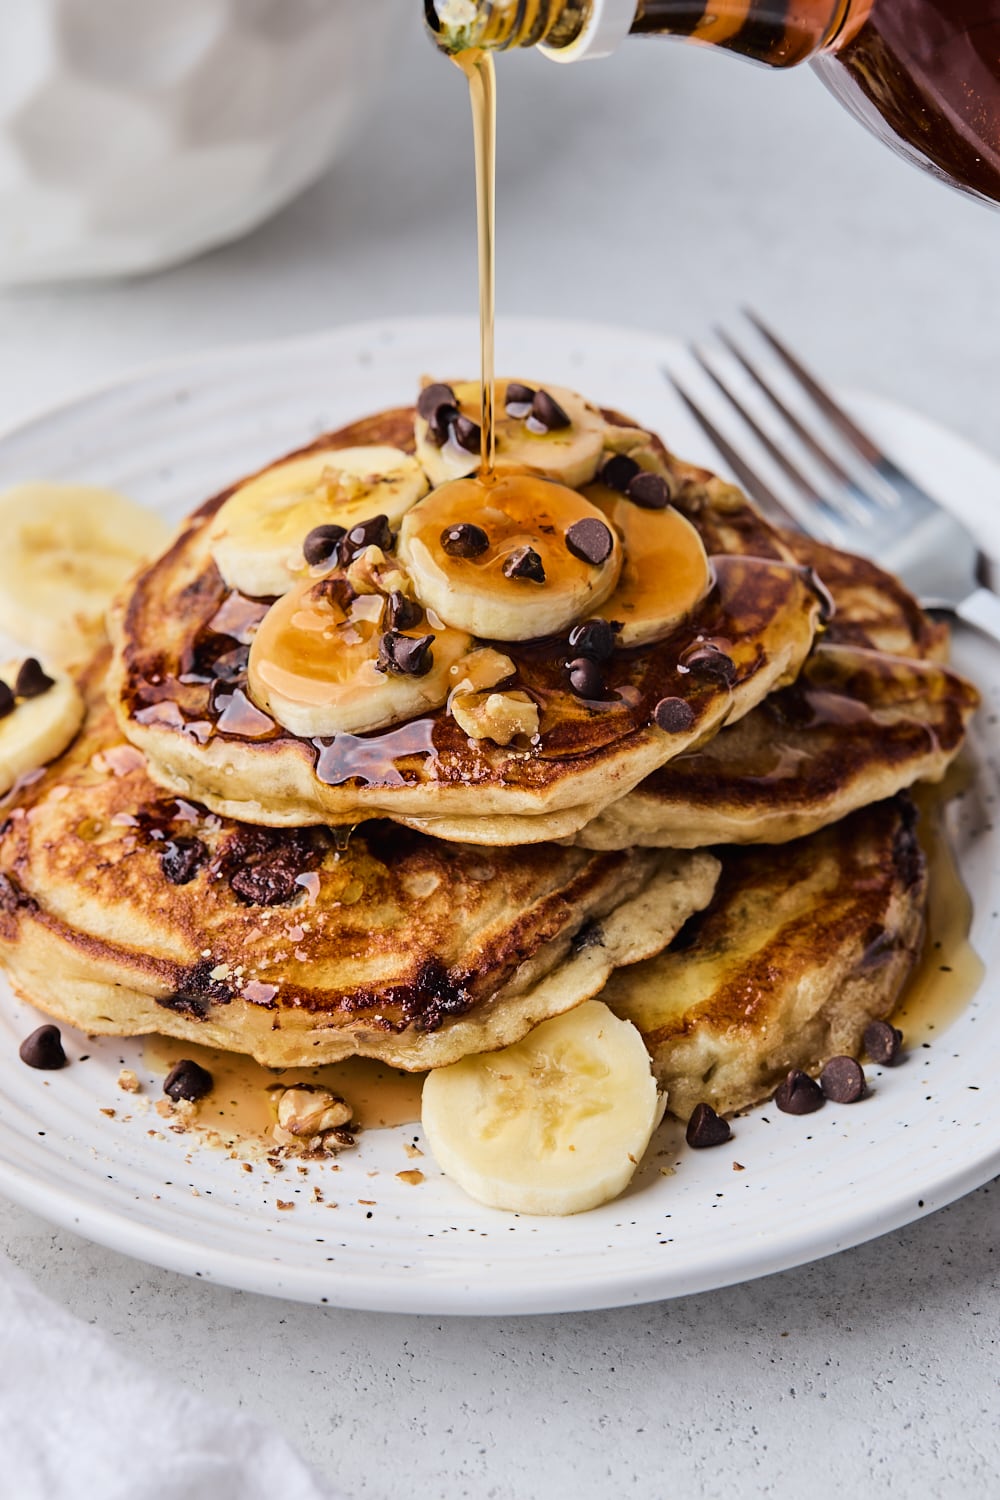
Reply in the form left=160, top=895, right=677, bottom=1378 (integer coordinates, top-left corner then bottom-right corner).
left=0, top=383, right=978, bottom=1121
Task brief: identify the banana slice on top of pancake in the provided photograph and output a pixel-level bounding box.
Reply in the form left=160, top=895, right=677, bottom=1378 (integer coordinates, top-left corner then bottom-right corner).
left=398, top=471, right=623, bottom=640
left=207, top=446, right=429, bottom=599
left=415, top=378, right=645, bottom=489
left=248, top=573, right=473, bottom=738
left=0, top=657, right=84, bottom=795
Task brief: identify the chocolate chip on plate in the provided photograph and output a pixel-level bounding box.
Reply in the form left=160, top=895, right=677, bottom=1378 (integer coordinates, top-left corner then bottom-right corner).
left=0, top=681, right=13, bottom=720
left=503, top=545, right=546, bottom=583
left=417, top=382, right=458, bottom=422
left=864, top=1019, right=904, bottom=1066
left=567, top=657, right=605, bottom=699
left=654, top=696, right=696, bottom=734
left=626, top=472, right=672, bottom=510
left=160, top=836, right=208, bottom=887
left=338, top=514, right=393, bottom=565
left=505, top=382, right=536, bottom=413
left=820, top=1055, right=867, bottom=1103
left=568, top=618, right=617, bottom=662
left=441, top=523, right=489, bottom=559
left=528, top=389, right=571, bottom=433
left=774, top=1069, right=825, bottom=1115
left=453, top=415, right=482, bottom=454
left=599, top=453, right=640, bottom=493
left=386, top=591, right=423, bottom=631
left=686, top=1101, right=732, bottom=1149
left=566, top=518, right=614, bottom=566
left=19, top=1024, right=67, bottom=1071
left=15, top=658, right=55, bottom=699
left=163, top=1058, right=213, bottom=1103
left=303, top=523, right=346, bottom=567
left=683, top=643, right=737, bottom=686
left=377, top=632, right=435, bottom=678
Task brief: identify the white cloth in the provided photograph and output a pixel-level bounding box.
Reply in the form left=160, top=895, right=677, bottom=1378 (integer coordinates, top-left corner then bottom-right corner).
left=0, top=1258, right=335, bottom=1500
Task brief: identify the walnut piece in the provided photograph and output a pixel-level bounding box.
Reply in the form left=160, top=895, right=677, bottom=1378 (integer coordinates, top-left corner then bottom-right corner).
left=346, top=545, right=410, bottom=599
left=448, top=647, right=516, bottom=696
left=451, top=689, right=539, bottom=746
left=274, top=1085, right=353, bottom=1140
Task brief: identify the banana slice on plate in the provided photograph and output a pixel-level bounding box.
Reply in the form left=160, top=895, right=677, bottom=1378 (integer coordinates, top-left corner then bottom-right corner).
left=0, top=483, right=169, bottom=664
left=415, top=379, right=632, bottom=490
left=398, top=471, right=623, bottom=640
left=207, top=446, right=429, bottom=599
left=0, top=658, right=84, bottom=795
left=421, top=1000, right=666, bottom=1217
left=248, top=574, right=473, bottom=739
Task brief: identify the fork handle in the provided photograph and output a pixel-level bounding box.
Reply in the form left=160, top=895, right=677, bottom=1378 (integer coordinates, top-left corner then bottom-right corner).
left=955, top=587, right=1000, bottom=646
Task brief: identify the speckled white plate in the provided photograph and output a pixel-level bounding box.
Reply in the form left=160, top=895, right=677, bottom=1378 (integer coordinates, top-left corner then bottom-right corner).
left=0, top=317, right=997, bottom=1315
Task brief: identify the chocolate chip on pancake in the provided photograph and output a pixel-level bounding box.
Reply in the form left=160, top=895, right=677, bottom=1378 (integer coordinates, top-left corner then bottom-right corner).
left=453, top=415, right=482, bottom=454
left=568, top=618, right=618, bottom=662
left=338, top=514, right=393, bottom=566
left=627, top=472, right=671, bottom=511
left=503, top=546, right=546, bottom=583
left=164, top=1058, right=213, bottom=1102
left=505, top=382, right=536, bottom=415
left=682, top=641, right=737, bottom=686
left=417, top=383, right=460, bottom=446
left=19, top=1024, right=66, bottom=1071
left=774, top=1069, right=825, bottom=1115
left=160, top=836, right=207, bottom=887
left=377, top=632, right=435, bottom=678
left=654, top=697, right=696, bottom=734
left=686, top=1101, right=732, bottom=1148
left=599, top=453, right=640, bottom=493
left=864, top=1019, right=904, bottom=1066
left=386, top=591, right=423, bottom=631
left=565, top=518, right=614, bottom=566
left=528, top=389, right=571, bottom=433
left=0, top=681, right=13, bottom=720
left=567, top=657, right=604, bottom=699
left=441, top=523, right=489, bottom=559
left=15, top=658, right=55, bottom=699
left=303, top=523, right=346, bottom=568
left=820, top=1055, right=867, bottom=1102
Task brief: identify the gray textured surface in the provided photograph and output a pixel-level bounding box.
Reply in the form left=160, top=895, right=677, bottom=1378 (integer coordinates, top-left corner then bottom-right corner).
left=1, top=9, right=998, bottom=1497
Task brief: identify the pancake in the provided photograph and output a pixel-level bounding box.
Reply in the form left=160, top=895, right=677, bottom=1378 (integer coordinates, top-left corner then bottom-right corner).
left=109, top=405, right=821, bottom=842
left=573, top=535, right=978, bottom=850
left=602, top=797, right=926, bottom=1121
left=0, top=655, right=720, bottom=1070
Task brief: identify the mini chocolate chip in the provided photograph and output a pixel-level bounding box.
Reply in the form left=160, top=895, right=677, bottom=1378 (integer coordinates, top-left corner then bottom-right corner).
left=15, top=658, right=55, bottom=699
left=567, top=656, right=605, bottom=699
left=377, top=632, right=435, bottom=678
left=303, top=523, right=346, bottom=567
left=417, top=382, right=457, bottom=422
left=599, top=453, right=640, bottom=493
left=0, top=682, right=13, bottom=720
left=627, top=472, right=671, bottom=510
left=386, top=591, right=423, bottom=631
left=568, top=618, right=617, bottom=662
left=529, top=389, right=571, bottom=432
left=19, top=1025, right=67, bottom=1071
left=686, top=1102, right=732, bottom=1148
left=453, top=415, right=482, bottom=454
left=774, top=1070, right=825, bottom=1115
left=864, top=1019, right=904, bottom=1066
left=164, top=1058, right=213, bottom=1103
left=820, top=1055, right=867, bottom=1103
left=338, top=514, right=393, bottom=565
left=654, top=696, right=696, bottom=734
left=160, top=836, right=208, bottom=887
left=566, top=518, right=614, bottom=566
left=505, top=382, right=536, bottom=408
left=684, top=643, right=737, bottom=686
left=503, top=545, right=546, bottom=583
left=441, top=522, right=489, bottom=558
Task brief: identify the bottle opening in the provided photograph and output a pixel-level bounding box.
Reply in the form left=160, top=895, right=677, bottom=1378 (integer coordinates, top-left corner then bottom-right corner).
left=426, top=0, right=592, bottom=54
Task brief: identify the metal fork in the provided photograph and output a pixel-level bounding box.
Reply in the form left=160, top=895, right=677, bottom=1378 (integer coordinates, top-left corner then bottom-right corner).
left=664, top=311, right=1000, bottom=646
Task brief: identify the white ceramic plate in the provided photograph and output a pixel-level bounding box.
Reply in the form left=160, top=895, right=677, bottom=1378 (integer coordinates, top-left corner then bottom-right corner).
left=0, top=317, right=997, bottom=1315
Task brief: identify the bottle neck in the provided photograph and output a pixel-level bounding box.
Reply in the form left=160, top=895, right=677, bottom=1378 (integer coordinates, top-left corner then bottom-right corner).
left=425, top=0, right=593, bottom=54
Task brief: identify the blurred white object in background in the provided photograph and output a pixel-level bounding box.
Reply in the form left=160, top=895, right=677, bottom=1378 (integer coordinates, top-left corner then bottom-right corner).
left=0, top=0, right=401, bottom=284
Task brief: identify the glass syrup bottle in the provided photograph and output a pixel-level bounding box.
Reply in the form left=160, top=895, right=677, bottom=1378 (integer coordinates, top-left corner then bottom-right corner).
left=426, top=0, right=1000, bottom=206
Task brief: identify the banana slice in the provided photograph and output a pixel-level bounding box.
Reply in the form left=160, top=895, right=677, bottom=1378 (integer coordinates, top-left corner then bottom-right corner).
left=0, top=483, right=169, bottom=665
left=421, top=1000, right=665, bottom=1217
left=207, top=446, right=428, bottom=599
left=248, top=574, right=473, bottom=738
left=0, top=659, right=84, bottom=794
left=398, top=472, right=622, bottom=641
left=584, top=479, right=713, bottom=648
left=415, top=379, right=626, bottom=489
